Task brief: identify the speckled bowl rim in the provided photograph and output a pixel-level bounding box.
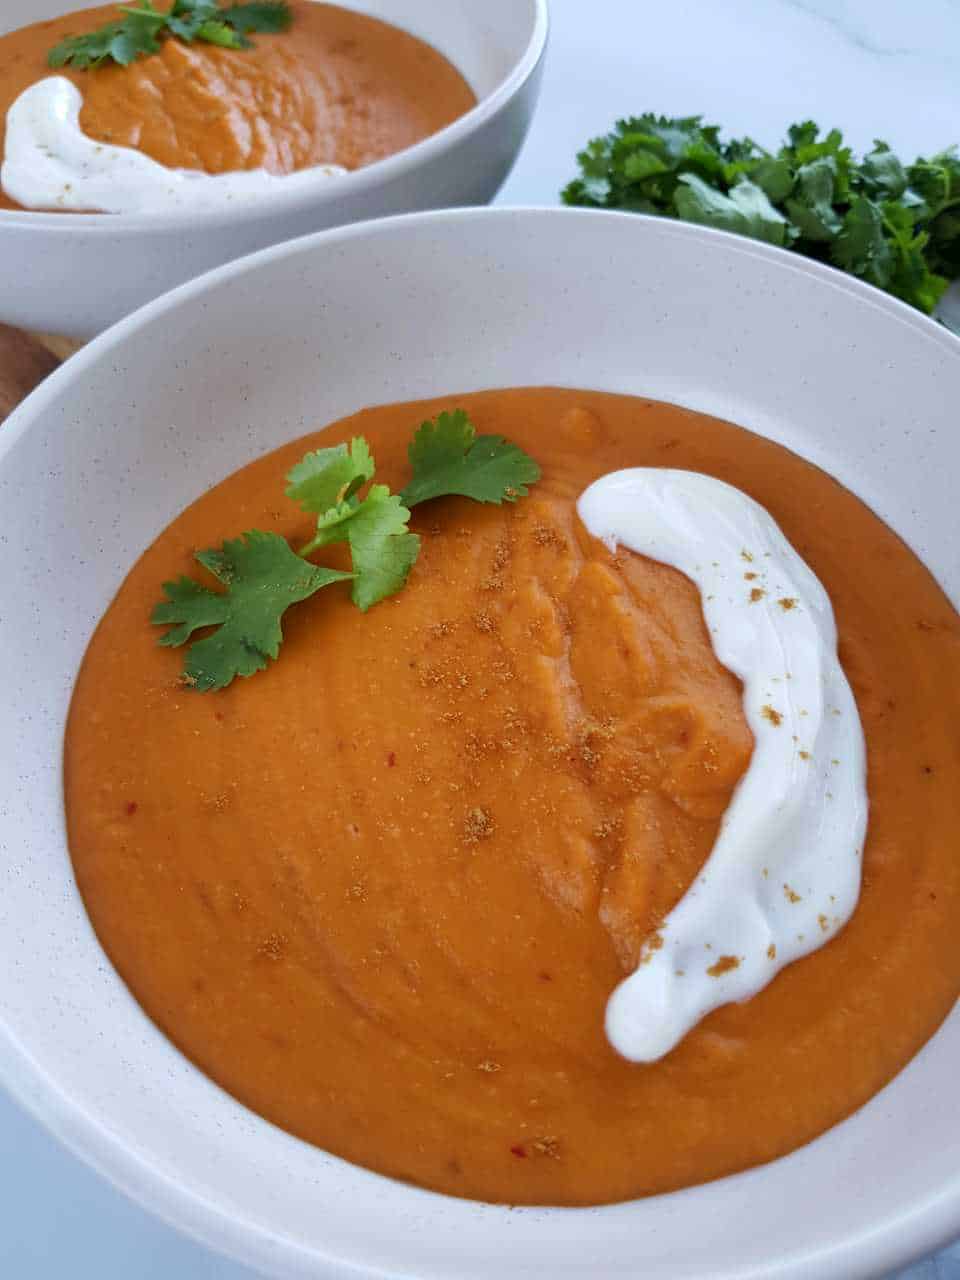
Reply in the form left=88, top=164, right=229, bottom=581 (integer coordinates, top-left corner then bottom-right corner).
left=1, top=207, right=959, bottom=1280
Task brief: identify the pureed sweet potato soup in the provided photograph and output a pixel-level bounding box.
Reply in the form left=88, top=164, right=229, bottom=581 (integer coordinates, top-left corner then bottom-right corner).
left=0, top=1, right=475, bottom=213
left=65, top=389, right=960, bottom=1206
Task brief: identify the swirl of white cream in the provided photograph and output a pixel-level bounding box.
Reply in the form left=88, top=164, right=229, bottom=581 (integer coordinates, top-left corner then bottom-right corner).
left=578, top=468, right=868, bottom=1063
left=1, top=77, right=346, bottom=214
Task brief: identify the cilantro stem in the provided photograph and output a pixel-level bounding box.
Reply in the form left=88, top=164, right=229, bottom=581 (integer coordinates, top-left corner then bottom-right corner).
left=297, top=534, right=325, bottom=559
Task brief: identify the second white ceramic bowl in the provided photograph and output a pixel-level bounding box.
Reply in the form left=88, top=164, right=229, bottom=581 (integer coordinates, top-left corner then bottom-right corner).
left=0, top=0, right=547, bottom=337
left=1, top=208, right=959, bottom=1278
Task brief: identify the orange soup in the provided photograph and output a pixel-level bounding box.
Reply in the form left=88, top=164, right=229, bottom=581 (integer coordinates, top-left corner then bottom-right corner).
left=0, top=1, right=476, bottom=212
left=64, top=389, right=960, bottom=1205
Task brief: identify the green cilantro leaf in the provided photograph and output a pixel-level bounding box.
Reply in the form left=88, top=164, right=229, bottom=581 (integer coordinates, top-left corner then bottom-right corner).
left=880, top=202, right=949, bottom=313
left=167, top=3, right=249, bottom=46
left=909, top=149, right=960, bottom=277
left=928, top=206, right=960, bottom=277
left=748, top=156, right=794, bottom=203
left=298, top=486, right=420, bottom=611
left=858, top=143, right=908, bottom=201
left=194, top=19, right=248, bottom=48
left=831, top=195, right=895, bottom=287
left=399, top=410, right=541, bottom=508
left=785, top=157, right=844, bottom=242
left=48, top=0, right=291, bottom=68
left=567, top=138, right=614, bottom=205
left=167, top=0, right=221, bottom=39
left=307, top=487, right=421, bottom=611
left=152, top=531, right=351, bottom=691
left=49, top=18, right=137, bottom=68
left=787, top=126, right=852, bottom=201
left=285, top=438, right=375, bottom=514
left=220, top=2, right=293, bottom=34
left=674, top=174, right=790, bottom=246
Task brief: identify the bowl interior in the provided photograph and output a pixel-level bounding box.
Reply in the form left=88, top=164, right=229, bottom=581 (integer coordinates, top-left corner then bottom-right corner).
left=1, top=208, right=958, bottom=1280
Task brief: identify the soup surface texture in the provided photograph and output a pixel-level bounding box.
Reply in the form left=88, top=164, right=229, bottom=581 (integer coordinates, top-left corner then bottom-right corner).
left=0, top=1, right=475, bottom=211
left=65, top=388, right=960, bottom=1206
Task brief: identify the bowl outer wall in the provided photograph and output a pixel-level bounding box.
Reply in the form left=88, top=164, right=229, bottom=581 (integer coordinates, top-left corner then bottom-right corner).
left=0, top=207, right=958, bottom=1280
left=0, top=0, right=547, bottom=337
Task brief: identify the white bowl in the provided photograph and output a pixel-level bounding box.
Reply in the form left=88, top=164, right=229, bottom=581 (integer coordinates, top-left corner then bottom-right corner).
left=2, top=208, right=959, bottom=1279
left=0, top=0, right=547, bottom=337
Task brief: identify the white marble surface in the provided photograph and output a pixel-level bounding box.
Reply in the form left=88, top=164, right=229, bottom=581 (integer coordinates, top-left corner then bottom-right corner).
left=2, top=0, right=959, bottom=1275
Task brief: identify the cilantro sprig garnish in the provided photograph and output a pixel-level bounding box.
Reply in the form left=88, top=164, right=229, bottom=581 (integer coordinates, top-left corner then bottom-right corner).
left=398, top=410, right=541, bottom=508
left=151, top=410, right=541, bottom=691
left=48, top=0, right=292, bottom=70
left=563, top=114, right=960, bottom=323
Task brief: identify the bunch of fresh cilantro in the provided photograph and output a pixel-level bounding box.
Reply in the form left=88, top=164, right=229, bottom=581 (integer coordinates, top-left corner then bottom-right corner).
left=48, top=0, right=292, bottom=70
left=152, top=410, right=540, bottom=691
left=563, top=114, right=960, bottom=320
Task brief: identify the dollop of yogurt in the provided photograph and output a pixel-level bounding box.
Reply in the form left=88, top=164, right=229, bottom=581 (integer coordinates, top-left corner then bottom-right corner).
left=578, top=468, right=868, bottom=1063
left=1, top=77, right=346, bottom=214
